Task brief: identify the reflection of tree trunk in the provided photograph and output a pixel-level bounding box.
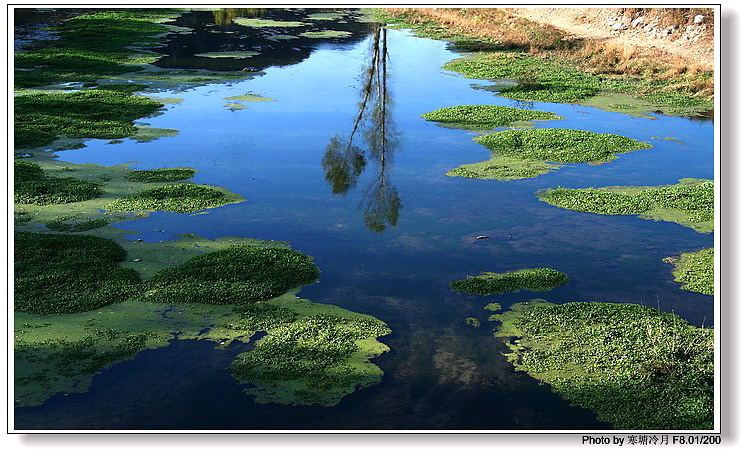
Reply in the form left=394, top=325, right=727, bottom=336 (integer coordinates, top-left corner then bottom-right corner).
left=322, top=24, right=402, bottom=232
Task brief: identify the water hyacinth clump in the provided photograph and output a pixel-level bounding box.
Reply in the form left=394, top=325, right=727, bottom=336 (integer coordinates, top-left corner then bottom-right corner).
left=142, top=246, right=321, bottom=305
left=670, top=248, right=714, bottom=295
left=14, top=232, right=141, bottom=314
left=494, top=300, right=714, bottom=430
left=476, top=128, right=651, bottom=164
left=451, top=268, right=568, bottom=295
left=124, top=167, right=197, bottom=183
left=539, top=179, right=714, bottom=233
left=107, top=184, right=233, bottom=213
left=422, top=104, right=560, bottom=129
left=14, top=161, right=103, bottom=205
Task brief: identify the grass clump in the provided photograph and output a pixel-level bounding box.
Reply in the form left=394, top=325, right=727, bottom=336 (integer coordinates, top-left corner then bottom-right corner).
left=14, top=232, right=141, bottom=314
left=494, top=300, right=714, bottom=429
left=422, top=104, right=560, bottom=129
left=124, top=167, right=196, bottom=183
left=15, top=161, right=102, bottom=205
left=670, top=248, right=714, bottom=295
left=465, top=317, right=481, bottom=328
left=452, top=268, right=568, bottom=295
left=15, top=89, right=163, bottom=149
left=538, top=179, right=714, bottom=233
left=141, top=246, right=320, bottom=305
left=107, top=184, right=234, bottom=213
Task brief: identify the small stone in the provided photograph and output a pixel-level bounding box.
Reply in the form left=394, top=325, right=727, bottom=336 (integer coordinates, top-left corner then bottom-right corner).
left=694, top=14, right=704, bottom=24
left=632, top=17, right=644, bottom=27
left=475, top=235, right=490, bottom=240
left=133, top=258, right=142, bottom=262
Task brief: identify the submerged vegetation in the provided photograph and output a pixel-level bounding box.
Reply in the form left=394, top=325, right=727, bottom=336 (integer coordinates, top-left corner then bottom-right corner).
left=14, top=232, right=141, bottom=314
left=451, top=268, right=568, bottom=295
left=448, top=128, right=651, bottom=181
left=670, top=248, right=714, bottom=295
left=422, top=104, right=560, bottom=130
left=538, top=178, right=714, bottom=233
left=494, top=300, right=714, bottom=429
left=15, top=161, right=102, bottom=205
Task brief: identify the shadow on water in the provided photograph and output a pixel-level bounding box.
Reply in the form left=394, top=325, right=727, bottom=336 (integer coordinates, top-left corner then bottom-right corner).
left=322, top=24, right=402, bottom=233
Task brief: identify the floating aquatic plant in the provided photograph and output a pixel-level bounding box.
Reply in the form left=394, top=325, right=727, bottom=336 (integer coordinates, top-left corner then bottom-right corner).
left=124, top=167, right=196, bottom=183
left=538, top=178, right=714, bottom=233
left=669, top=248, right=714, bottom=295
left=422, top=104, right=560, bottom=129
left=451, top=268, right=568, bottom=295
left=14, top=161, right=103, bottom=205
left=494, top=300, right=714, bottom=430
left=14, top=232, right=141, bottom=314
left=107, top=184, right=236, bottom=213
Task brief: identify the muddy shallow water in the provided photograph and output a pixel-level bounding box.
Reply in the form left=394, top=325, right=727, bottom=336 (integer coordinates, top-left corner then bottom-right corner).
left=14, top=9, right=713, bottom=430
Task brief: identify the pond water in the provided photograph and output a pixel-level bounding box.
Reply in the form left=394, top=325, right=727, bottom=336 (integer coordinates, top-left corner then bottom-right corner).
left=14, top=9, right=714, bottom=430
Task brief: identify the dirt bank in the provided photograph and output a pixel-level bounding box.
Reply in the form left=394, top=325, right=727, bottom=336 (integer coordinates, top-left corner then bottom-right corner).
left=508, top=8, right=714, bottom=69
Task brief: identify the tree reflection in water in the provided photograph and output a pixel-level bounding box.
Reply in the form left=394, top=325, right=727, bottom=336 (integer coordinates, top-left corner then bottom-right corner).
left=211, top=8, right=266, bottom=25
left=322, top=24, right=401, bottom=233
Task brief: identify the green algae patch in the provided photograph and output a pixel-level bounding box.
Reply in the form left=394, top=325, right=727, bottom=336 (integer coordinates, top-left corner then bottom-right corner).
left=422, top=104, right=560, bottom=130
left=124, top=167, right=196, bottom=183
left=14, top=232, right=141, bottom=315
left=447, top=156, right=559, bottom=181
left=670, top=248, right=714, bottom=295
left=224, top=93, right=274, bottom=102
left=452, top=268, right=568, bottom=295
left=128, top=126, right=179, bottom=143
left=141, top=246, right=320, bottom=305
left=267, top=34, right=299, bottom=41
left=14, top=299, right=251, bottom=407
left=538, top=178, right=714, bottom=233
left=230, top=293, right=391, bottom=407
left=14, top=89, right=163, bottom=150
left=107, top=184, right=243, bottom=213
left=448, top=128, right=650, bottom=181
left=233, top=17, right=309, bottom=27
left=45, top=215, right=109, bottom=232
left=299, top=30, right=353, bottom=38
left=195, top=51, right=260, bottom=59
left=306, top=12, right=346, bottom=21
left=493, top=300, right=714, bottom=430
left=484, top=303, right=502, bottom=311
left=15, top=293, right=390, bottom=408
left=465, top=317, right=481, bottom=328
left=15, top=161, right=103, bottom=205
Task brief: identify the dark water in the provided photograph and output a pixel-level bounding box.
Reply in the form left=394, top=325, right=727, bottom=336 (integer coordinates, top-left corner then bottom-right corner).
left=14, top=9, right=714, bottom=430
